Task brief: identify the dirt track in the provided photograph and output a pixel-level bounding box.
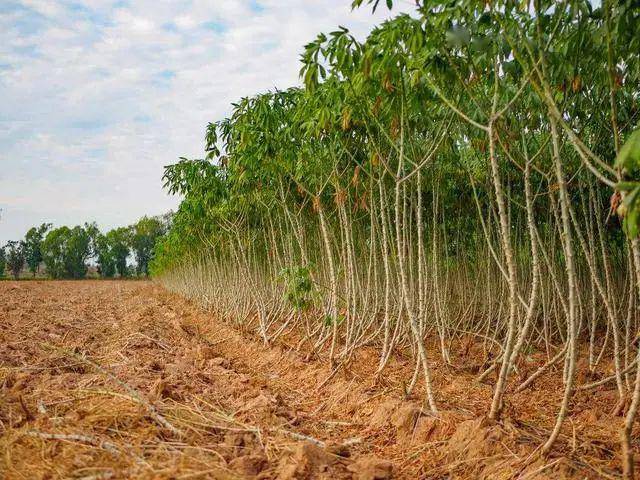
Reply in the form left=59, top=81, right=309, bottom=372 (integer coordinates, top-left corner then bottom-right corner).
left=0, top=281, right=632, bottom=479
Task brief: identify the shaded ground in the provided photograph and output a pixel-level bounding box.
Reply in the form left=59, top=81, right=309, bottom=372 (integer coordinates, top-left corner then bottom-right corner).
left=0, top=281, right=635, bottom=479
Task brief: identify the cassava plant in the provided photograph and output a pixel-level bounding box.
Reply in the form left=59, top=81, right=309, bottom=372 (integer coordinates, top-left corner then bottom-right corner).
left=153, top=0, right=640, bottom=474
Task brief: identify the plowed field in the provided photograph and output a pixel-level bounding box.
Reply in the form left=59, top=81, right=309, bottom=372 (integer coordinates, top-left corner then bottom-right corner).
left=0, top=281, right=632, bottom=479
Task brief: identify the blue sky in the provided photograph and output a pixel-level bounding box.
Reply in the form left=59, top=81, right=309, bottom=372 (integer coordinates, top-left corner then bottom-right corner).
left=0, top=0, right=410, bottom=244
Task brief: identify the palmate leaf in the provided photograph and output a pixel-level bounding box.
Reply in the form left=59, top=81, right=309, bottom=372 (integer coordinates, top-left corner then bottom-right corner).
left=616, top=128, right=640, bottom=171
left=622, top=185, right=640, bottom=239
left=616, top=129, right=640, bottom=238
left=445, top=25, right=471, bottom=48
left=351, top=0, right=392, bottom=12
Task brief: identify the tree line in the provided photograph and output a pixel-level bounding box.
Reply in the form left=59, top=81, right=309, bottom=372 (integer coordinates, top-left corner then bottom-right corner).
left=0, top=215, right=168, bottom=280
left=152, top=0, right=640, bottom=475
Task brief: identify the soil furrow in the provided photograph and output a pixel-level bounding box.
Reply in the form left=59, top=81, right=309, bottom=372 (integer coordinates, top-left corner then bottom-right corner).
left=0, top=281, right=629, bottom=479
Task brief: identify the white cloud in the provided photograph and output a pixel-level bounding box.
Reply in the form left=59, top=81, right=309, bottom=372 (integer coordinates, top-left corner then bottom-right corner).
left=0, top=0, right=413, bottom=244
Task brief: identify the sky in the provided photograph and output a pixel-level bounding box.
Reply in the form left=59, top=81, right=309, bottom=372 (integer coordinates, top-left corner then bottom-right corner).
left=0, top=0, right=413, bottom=244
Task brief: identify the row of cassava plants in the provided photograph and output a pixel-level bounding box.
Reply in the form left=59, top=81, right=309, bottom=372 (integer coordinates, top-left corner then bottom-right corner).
left=153, top=1, right=640, bottom=476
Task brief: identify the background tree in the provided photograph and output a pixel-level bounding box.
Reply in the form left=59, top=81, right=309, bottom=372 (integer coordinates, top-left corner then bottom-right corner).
left=5, top=241, right=26, bottom=280
left=30, top=217, right=165, bottom=279
left=84, top=222, right=102, bottom=256
left=0, top=246, right=6, bottom=278
left=24, top=223, right=51, bottom=277
left=42, top=227, right=69, bottom=279
left=64, top=226, right=93, bottom=279
left=42, top=225, right=93, bottom=279
left=95, top=233, right=116, bottom=278
left=108, top=227, right=131, bottom=277
left=130, top=216, right=165, bottom=276
left=95, top=227, right=131, bottom=278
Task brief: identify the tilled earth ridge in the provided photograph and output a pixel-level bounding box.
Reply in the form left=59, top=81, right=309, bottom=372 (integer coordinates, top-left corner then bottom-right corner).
left=0, top=280, right=635, bottom=479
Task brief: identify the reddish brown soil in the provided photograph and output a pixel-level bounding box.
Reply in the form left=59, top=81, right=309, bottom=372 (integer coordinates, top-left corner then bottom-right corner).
left=0, top=281, right=635, bottom=479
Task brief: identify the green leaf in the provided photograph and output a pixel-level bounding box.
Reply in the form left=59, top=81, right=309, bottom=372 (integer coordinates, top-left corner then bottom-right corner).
left=470, top=35, right=491, bottom=53
left=445, top=26, right=471, bottom=48
left=616, top=181, right=640, bottom=192
left=616, top=128, right=640, bottom=170
left=622, top=186, right=640, bottom=238
left=625, top=206, right=639, bottom=239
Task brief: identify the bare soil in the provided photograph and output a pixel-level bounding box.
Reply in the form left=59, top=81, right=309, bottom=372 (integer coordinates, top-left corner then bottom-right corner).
left=0, top=281, right=635, bottom=479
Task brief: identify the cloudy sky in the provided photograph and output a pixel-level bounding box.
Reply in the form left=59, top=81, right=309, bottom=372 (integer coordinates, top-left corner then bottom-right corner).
left=0, top=0, right=412, bottom=244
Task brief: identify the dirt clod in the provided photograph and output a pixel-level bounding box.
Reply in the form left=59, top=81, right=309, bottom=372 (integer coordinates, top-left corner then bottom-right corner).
left=390, top=404, right=420, bottom=444
left=277, top=442, right=334, bottom=479
left=347, top=456, right=394, bottom=480
left=229, top=454, right=269, bottom=475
